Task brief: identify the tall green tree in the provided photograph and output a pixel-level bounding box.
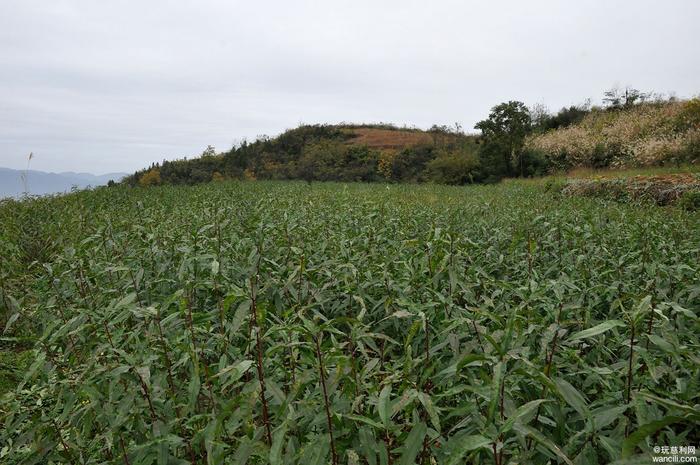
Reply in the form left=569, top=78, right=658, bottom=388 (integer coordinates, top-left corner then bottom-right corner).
left=475, top=101, right=531, bottom=177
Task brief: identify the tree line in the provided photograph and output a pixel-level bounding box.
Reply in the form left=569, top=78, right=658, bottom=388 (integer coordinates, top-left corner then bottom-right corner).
left=122, top=87, right=687, bottom=187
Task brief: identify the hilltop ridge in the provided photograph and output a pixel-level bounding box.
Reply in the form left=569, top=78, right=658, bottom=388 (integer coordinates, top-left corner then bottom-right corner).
left=124, top=123, right=479, bottom=186
left=124, top=98, right=699, bottom=188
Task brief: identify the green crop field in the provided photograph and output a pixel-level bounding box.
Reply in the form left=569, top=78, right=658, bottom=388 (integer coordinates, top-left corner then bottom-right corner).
left=1, top=181, right=699, bottom=464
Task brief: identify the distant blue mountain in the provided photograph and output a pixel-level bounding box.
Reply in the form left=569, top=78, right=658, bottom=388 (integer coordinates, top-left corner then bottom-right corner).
left=0, top=167, right=127, bottom=198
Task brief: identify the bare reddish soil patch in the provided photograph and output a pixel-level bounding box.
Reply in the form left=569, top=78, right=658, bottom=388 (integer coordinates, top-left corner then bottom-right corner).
left=343, top=128, right=434, bottom=149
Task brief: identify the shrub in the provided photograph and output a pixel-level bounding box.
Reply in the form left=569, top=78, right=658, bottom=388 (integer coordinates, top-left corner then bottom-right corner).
left=526, top=100, right=700, bottom=169
left=679, top=191, right=700, bottom=211
left=543, top=178, right=566, bottom=195
left=675, top=98, right=700, bottom=131
left=296, top=140, right=380, bottom=182
left=139, top=168, right=161, bottom=186
left=426, top=148, right=481, bottom=184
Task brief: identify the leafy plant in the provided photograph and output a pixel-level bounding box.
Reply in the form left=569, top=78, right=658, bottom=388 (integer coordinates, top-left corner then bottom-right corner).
left=1, top=180, right=698, bottom=464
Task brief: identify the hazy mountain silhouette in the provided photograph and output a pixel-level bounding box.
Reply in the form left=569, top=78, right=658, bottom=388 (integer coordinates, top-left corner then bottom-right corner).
left=0, top=168, right=126, bottom=198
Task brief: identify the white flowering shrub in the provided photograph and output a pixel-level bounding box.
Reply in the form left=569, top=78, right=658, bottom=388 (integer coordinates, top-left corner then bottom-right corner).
left=527, top=100, right=700, bottom=170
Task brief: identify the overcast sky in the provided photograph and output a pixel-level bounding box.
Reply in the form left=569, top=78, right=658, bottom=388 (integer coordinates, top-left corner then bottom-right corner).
left=1, top=0, right=698, bottom=173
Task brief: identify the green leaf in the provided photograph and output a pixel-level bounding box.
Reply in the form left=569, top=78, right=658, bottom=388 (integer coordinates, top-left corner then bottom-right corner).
left=2, top=312, right=20, bottom=334
left=513, top=424, right=574, bottom=465
left=300, top=434, right=330, bottom=465
left=632, top=296, right=653, bottom=321
left=378, top=384, right=392, bottom=428
left=621, top=416, right=686, bottom=458
left=135, top=366, right=151, bottom=388
left=668, top=302, right=696, bottom=319
left=646, top=335, right=674, bottom=353
left=455, top=353, right=488, bottom=371
left=592, top=405, right=628, bottom=430
left=20, top=351, right=46, bottom=387
left=443, top=433, right=491, bottom=465
left=270, top=422, right=288, bottom=465
left=399, top=421, right=427, bottom=465
left=213, top=360, right=253, bottom=381
left=417, top=392, right=440, bottom=433
left=568, top=320, right=625, bottom=341
left=233, top=437, right=256, bottom=465
left=188, top=375, right=201, bottom=412
left=499, top=399, right=549, bottom=434
left=554, top=378, right=590, bottom=419
left=115, top=292, right=137, bottom=308
left=487, top=361, right=505, bottom=423
left=636, top=391, right=700, bottom=417
left=345, top=414, right=383, bottom=430
left=392, top=389, right=418, bottom=416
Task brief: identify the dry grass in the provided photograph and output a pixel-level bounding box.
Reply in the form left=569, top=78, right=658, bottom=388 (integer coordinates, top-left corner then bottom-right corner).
left=527, top=100, right=700, bottom=169
left=560, top=172, right=700, bottom=207
left=342, top=128, right=435, bottom=149
left=565, top=164, right=700, bottom=180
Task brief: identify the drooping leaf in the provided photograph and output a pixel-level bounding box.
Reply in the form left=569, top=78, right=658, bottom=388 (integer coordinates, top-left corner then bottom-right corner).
left=513, top=424, right=574, bottom=465
left=442, top=432, right=491, bottom=465
left=378, top=384, right=392, bottom=428
left=622, top=416, right=687, bottom=458
left=568, top=320, right=625, bottom=341
left=554, top=378, right=590, bottom=419
left=417, top=392, right=441, bottom=433
left=399, top=421, right=427, bottom=465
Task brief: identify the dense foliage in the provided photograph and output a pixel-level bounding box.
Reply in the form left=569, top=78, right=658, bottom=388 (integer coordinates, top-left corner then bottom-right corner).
left=1, top=181, right=699, bottom=464
left=123, top=125, right=481, bottom=187
left=122, top=95, right=698, bottom=190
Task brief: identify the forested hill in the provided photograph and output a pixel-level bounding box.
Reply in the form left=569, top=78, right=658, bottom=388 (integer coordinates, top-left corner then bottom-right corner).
left=124, top=95, right=699, bottom=187
left=123, top=124, right=484, bottom=186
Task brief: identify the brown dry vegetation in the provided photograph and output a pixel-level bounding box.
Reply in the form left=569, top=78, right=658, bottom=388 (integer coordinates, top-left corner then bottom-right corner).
left=527, top=99, right=700, bottom=170
left=342, top=128, right=435, bottom=149
left=558, top=172, right=700, bottom=208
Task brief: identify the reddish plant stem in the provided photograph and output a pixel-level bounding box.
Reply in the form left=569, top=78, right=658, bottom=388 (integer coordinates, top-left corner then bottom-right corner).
left=52, top=419, right=77, bottom=465
left=250, top=272, right=272, bottom=446
left=385, top=431, right=393, bottom=465
left=119, top=435, right=131, bottom=465
left=154, top=307, right=176, bottom=395
left=626, top=321, right=636, bottom=404
left=498, top=375, right=506, bottom=464
left=472, top=319, right=485, bottom=353
left=527, top=303, right=563, bottom=450
left=134, top=368, right=158, bottom=422
left=315, top=334, right=338, bottom=465
left=527, top=231, right=533, bottom=280
left=625, top=320, right=636, bottom=437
